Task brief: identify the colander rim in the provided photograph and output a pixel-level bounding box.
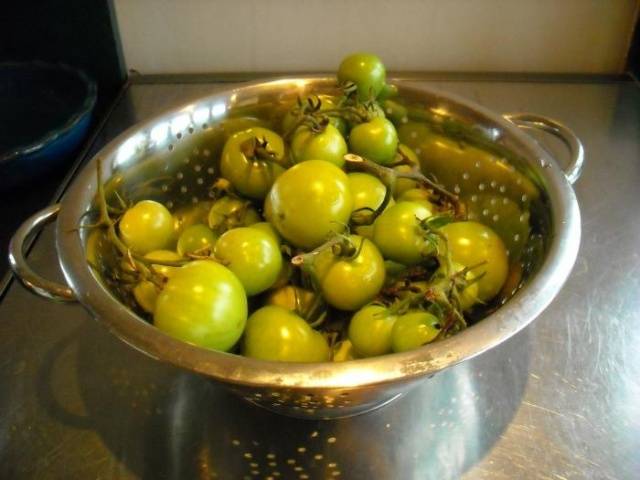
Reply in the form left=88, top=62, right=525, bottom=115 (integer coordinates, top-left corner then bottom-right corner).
left=56, top=76, right=581, bottom=390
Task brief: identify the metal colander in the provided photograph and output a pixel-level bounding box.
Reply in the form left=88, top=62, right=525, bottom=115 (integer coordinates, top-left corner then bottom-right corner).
left=9, top=77, right=582, bottom=419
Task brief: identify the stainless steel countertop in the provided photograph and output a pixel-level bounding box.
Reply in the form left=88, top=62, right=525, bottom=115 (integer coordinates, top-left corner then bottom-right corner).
left=1, top=76, right=639, bottom=479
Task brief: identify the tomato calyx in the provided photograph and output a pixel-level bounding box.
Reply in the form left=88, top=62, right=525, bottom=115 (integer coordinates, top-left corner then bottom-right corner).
left=291, top=233, right=361, bottom=269
left=239, top=135, right=282, bottom=164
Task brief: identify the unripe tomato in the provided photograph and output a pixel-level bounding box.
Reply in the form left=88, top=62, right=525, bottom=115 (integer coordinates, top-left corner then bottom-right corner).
left=440, top=221, right=509, bottom=301
left=266, top=285, right=317, bottom=318
left=177, top=224, right=218, bottom=256
left=133, top=281, right=158, bottom=314
left=313, top=235, right=385, bottom=311
left=391, top=311, right=441, bottom=352
left=372, top=201, right=434, bottom=265
left=119, top=200, right=174, bottom=254
left=393, top=144, right=421, bottom=196
left=265, top=160, right=352, bottom=249
left=347, top=172, right=393, bottom=239
left=281, top=94, right=347, bottom=136
left=349, top=117, right=399, bottom=166
left=348, top=304, right=397, bottom=357
left=337, top=53, right=386, bottom=101
left=220, top=127, right=286, bottom=200
left=154, top=261, right=247, bottom=352
left=242, top=306, right=330, bottom=362
left=214, top=227, right=283, bottom=296
left=172, top=201, right=213, bottom=239
left=396, top=188, right=435, bottom=211
left=290, top=123, right=347, bottom=168
left=208, top=197, right=260, bottom=234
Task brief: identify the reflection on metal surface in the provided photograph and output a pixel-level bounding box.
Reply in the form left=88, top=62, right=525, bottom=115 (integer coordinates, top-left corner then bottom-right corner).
left=21, top=318, right=529, bottom=479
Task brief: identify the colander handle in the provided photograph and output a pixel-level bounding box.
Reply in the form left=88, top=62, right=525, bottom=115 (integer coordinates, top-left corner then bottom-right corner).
left=503, top=113, right=584, bottom=184
left=8, top=203, right=76, bottom=303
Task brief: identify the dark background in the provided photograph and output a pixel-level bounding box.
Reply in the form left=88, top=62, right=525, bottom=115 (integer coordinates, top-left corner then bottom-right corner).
left=0, top=1, right=126, bottom=278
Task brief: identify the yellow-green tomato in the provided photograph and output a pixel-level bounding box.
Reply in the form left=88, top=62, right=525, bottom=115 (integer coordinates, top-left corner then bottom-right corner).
left=133, top=280, right=158, bottom=314
left=214, top=227, right=283, bottom=296
left=145, top=249, right=182, bottom=277
left=219, top=127, right=286, bottom=200
left=391, top=311, right=441, bottom=352
left=348, top=304, right=397, bottom=357
left=372, top=201, right=434, bottom=265
left=394, top=144, right=421, bottom=196
left=290, top=124, right=348, bottom=168
left=450, top=262, right=480, bottom=312
left=242, top=306, right=330, bottom=362
left=154, top=261, right=247, bottom=352
left=349, top=117, right=398, bottom=166
left=337, top=53, right=386, bottom=101
left=172, top=201, right=212, bottom=238
left=332, top=339, right=359, bottom=362
left=314, top=235, right=385, bottom=311
left=250, top=221, right=281, bottom=244
left=265, top=160, right=353, bottom=249
left=208, top=197, right=261, bottom=234
left=177, top=224, right=218, bottom=256
left=266, top=285, right=317, bottom=317
left=397, top=188, right=435, bottom=211
left=347, top=172, right=392, bottom=239
left=440, top=221, right=509, bottom=301
left=119, top=200, right=174, bottom=254
left=282, top=94, right=347, bottom=136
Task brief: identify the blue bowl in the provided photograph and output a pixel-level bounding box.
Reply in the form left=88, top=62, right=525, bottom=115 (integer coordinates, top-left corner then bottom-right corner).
left=0, top=62, right=97, bottom=189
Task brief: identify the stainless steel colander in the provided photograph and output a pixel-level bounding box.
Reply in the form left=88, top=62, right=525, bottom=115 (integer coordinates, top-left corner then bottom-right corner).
left=9, top=77, right=582, bottom=419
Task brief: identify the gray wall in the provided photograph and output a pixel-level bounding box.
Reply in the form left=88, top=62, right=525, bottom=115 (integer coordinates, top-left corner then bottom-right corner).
left=114, top=0, right=638, bottom=74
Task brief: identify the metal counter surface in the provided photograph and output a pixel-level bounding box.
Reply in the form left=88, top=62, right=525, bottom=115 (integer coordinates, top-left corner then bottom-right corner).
left=1, top=77, right=638, bottom=479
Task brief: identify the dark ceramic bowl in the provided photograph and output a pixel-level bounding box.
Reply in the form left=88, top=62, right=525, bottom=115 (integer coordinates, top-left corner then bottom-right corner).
left=0, top=61, right=96, bottom=189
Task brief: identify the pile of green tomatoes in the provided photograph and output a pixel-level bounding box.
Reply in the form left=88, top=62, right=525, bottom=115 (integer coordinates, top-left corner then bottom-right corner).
left=90, top=53, right=520, bottom=363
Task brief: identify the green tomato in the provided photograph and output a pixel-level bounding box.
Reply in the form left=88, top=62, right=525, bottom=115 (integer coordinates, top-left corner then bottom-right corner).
left=133, top=280, right=159, bottom=314
left=391, top=311, right=441, bottom=352
left=265, top=160, right=352, bottom=249
left=242, top=306, right=330, bottom=362
left=119, top=200, right=174, bottom=254
left=348, top=304, right=397, bottom=357
left=393, top=144, right=421, bottom=196
left=347, top=172, right=392, bottom=239
left=214, top=227, right=283, bottom=296
left=172, top=201, right=213, bottom=238
left=208, top=196, right=261, bottom=234
left=266, top=285, right=317, bottom=318
left=177, top=224, right=218, bottom=256
left=337, top=53, right=386, bottom=101
left=440, top=221, right=509, bottom=302
left=464, top=193, right=530, bottom=263
left=220, top=127, right=286, bottom=200
left=282, top=94, right=347, bottom=136
left=250, top=221, right=281, bottom=244
left=219, top=117, right=266, bottom=139
left=349, top=117, right=399, bottom=166
left=145, top=249, right=182, bottom=278
left=291, top=123, right=348, bottom=168
left=332, top=339, right=359, bottom=362
left=313, top=235, right=385, bottom=311
left=372, top=201, right=434, bottom=265
left=450, top=261, right=480, bottom=312
left=154, top=260, right=247, bottom=352
left=397, top=188, right=435, bottom=211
